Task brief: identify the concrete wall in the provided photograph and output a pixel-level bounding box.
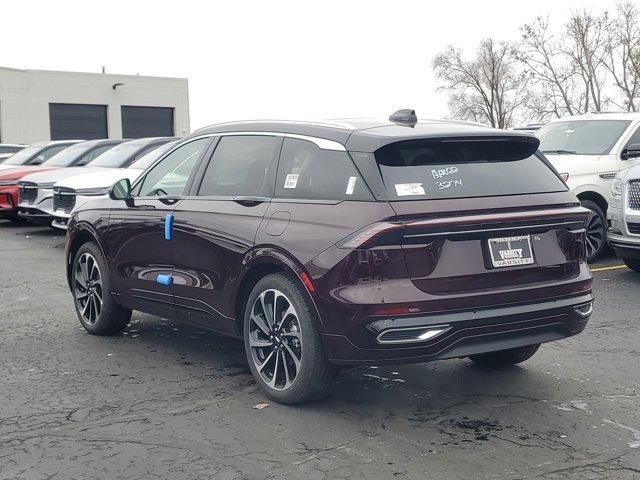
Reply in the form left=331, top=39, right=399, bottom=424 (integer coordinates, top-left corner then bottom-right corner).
left=0, top=67, right=190, bottom=144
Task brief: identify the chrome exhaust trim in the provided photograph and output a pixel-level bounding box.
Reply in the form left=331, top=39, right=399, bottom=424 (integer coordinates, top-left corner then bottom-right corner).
left=376, top=325, right=450, bottom=345
left=574, top=301, right=594, bottom=318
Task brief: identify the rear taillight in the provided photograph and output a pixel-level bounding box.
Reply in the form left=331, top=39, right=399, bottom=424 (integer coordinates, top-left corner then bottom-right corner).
left=338, top=222, right=404, bottom=249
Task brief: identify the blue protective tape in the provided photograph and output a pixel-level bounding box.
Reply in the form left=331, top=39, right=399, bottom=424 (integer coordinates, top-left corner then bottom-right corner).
left=164, top=213, right=174, bottom=240
left=156, top=274, right=173, bottom=285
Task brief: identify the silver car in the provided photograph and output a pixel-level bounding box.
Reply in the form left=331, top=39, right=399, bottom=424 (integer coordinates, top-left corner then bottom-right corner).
left=607, top=163, right=640, bottom=272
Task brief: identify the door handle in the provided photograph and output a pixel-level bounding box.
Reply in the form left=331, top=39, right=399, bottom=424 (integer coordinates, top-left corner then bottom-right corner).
left=232, top=196, right=269, bottom=206
left=158, top=195, right=182, bottom=205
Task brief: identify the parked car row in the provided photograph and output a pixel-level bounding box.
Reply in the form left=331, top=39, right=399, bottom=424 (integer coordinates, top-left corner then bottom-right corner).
left=3, top=111, right=639, bottom=404
left=0, top=137, right=176, bottom=227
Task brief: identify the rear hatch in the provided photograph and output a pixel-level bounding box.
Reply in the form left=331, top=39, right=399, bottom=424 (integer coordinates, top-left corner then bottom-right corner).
left=372, top=136, right=588, bottom=296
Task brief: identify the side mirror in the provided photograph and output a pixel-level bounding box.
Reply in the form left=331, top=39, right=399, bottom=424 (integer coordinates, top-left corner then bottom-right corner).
left=621, top=143, right=640, bottom=160
left=109, top=178, right=132, bottom=201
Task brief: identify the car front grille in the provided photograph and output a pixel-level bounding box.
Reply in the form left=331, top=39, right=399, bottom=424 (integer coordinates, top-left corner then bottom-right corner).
left=629, top=180, right=640, bottom=210
left=52, top=187, right=76, bottom=213
left=628, top=223, right=640, bottom=235
left=19, top=182, right=38, bottom=204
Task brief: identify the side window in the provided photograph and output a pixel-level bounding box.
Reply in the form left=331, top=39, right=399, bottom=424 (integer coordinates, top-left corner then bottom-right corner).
left=275, top=138, right=372, bottom=201
left=132, top=143, right=162, bottom=162
left=135, top=138, right=209, bottom=197
left=77, top=144, right=114, bottom=166
left=33, top=145, right=67, bottom=164
left=625, top=125, right=640, bottom=149
left=0, top=146, right=21, bottom=154
left=198, top=135, right=282, bottom=197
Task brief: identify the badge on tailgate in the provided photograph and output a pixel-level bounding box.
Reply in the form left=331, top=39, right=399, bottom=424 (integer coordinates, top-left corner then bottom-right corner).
left=487, top=235, right=535, bottom=268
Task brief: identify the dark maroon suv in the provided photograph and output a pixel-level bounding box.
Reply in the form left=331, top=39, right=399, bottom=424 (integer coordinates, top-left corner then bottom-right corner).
left=65, top=112, right=594, bottom=404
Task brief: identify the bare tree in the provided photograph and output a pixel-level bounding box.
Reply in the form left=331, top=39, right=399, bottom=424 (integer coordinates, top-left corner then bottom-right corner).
left=432, top=39, right=528, bottom=128
left=518, top=11, right=610, bottom=120
left=564, top=9, right=610, bottom=113
left=604, top=2, right=640, bottom=111
left=517, top=16, right=578, bottom=119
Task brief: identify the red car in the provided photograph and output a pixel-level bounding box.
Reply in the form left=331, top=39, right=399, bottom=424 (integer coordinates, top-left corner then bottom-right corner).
left=0, top=166, right=57, bottom=221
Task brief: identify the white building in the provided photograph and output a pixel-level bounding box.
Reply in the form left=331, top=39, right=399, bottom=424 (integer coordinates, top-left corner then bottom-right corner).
left=0, top=66, right=190, bottom=144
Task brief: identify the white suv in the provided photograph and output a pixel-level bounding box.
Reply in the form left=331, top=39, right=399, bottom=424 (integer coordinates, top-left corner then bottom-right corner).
left=608, top=164, right=640, bottom=272
left=536, top=113, right=640, bottom=261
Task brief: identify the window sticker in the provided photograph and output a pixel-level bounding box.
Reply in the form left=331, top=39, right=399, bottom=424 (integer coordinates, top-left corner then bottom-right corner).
left=395, top=183, right=425, bottom=196
left=284, top=173, right=299, bottom=189
left=346, top=176, right=357, bottom=195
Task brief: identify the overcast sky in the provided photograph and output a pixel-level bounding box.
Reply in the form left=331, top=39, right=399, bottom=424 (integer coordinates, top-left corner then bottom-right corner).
left=3, top=0, right=618, bottom=130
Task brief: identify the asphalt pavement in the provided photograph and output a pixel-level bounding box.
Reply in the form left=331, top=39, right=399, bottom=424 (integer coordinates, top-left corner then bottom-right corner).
left=1, top=220, right=639, bottom=480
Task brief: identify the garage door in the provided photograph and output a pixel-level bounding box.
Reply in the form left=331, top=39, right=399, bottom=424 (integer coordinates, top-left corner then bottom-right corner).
left=49, top=103, right=108, bottom=140
left=121, top=106, right=174, bottom=138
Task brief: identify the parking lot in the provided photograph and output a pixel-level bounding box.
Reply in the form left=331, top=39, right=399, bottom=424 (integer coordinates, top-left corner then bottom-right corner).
left=0, top=219, right=638, bottom=480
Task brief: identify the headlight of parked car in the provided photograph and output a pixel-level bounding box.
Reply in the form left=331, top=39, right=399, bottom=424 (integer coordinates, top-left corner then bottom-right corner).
left=612, top=178, right=623, bottom=199
left=74, top=187, right=110, bottom=196
left=0, top=180, right=18, bottom=186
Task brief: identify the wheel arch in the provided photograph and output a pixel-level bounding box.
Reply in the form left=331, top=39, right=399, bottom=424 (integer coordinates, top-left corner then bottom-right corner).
left=66, top=222, right=106, bottom=290
left=574, top=189, right=609, bottom=213
left=233, top=247, right=322, bottom=336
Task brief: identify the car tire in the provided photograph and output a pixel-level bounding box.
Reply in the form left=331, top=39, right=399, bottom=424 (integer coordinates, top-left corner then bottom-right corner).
left=243, top=273, right=338, bottom=405
left=468, top=344, right=541, bottom=367
left=623, top=258, right=640, bottom=272
left=581, top=200, right=606, bottom=262
left=72, top=242, right=131, bottom=335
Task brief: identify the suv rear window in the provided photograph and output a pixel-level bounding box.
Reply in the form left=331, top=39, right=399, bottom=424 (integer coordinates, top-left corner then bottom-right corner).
left=374, top=139, right=566, bottom=200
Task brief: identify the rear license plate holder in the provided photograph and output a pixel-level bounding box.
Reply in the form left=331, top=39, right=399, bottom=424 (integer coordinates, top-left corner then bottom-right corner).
left=487, top=235, right=535, bottom=268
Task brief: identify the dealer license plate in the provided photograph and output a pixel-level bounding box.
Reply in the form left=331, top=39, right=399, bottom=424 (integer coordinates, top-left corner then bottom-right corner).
left=487, top=235, right=535, bottom=268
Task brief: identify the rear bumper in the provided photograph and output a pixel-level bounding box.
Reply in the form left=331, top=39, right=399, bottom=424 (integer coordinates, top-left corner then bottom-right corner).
left=322, top=292, right=593, bottom=365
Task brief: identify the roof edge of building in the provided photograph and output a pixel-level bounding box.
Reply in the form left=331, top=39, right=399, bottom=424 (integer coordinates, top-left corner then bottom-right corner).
left=0, top=65, right=187, bottom=81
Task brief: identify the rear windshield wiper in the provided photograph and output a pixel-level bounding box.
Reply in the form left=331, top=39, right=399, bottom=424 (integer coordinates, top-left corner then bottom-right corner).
left=542, top=149, right=577, bottom=155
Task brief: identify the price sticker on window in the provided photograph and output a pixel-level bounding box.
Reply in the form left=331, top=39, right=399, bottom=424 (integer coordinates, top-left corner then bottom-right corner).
left=395, top=183, right=425, bottom=196
left=284, top=173, right=299, bottom=189
left=346, top=176, right=357, bottom=195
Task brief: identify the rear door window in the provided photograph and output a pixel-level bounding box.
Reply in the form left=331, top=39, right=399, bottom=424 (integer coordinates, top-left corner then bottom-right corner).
left=275, top=138, right=372, bottom=201
left=374, top=139, right=566, bottom=200
left=198, top=135, right=282, bottom=197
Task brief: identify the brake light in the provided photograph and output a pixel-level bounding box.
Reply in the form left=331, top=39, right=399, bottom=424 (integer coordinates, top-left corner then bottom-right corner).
left=338, top=222, right=404, bottom=249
